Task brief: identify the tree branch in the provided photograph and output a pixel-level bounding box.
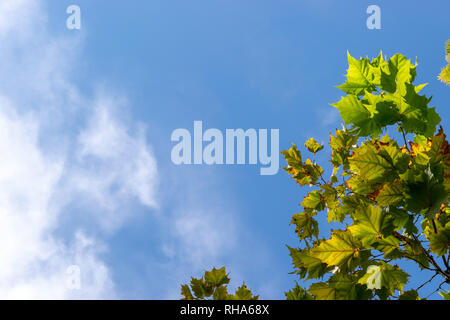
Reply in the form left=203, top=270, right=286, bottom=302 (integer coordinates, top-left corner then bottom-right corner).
left=400, top=127, right=410, bottom=152
left=411, top=234, right=450, bottom=283
left=416, top=272, right=438, bottom=291
left=425, top=281, right=447, bottom=299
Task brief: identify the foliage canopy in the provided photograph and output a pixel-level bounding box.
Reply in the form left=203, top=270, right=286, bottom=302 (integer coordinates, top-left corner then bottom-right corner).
left=181, top=46, right=450, bottom=300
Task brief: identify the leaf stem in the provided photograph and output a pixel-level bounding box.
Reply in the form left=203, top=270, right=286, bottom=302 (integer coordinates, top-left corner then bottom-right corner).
left=400, top=127, right=410, bottom=152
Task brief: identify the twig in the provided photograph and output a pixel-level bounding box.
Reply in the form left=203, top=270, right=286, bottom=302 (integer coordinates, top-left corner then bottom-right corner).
left=416, top=273, right=438, bottom=291
left=425, top=281, right=446, bottom=299
left=400, top=127, right=410, bottom=152
left=412, top=234, right=450, bottom=282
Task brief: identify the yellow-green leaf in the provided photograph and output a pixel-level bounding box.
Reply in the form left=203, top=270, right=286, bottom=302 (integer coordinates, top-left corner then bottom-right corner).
left=310, top=230, right=364, bottom=271
left=305, top=138, right=324, bottom=154
left=358, top=263, right=409, bottom=295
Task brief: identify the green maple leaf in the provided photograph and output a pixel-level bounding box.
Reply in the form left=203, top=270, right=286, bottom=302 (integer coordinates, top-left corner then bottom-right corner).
left=333, top=53, right=440, bottom=138
left=346, top=174, right=378, bottom=195
left=336, top=53, right=376, bottom=96
left=181, top=285, right=194, bottom=300
left=287, top=246, right=329, bottom=280
left=438, top=64, right=450, bottom=85
left=370, top=236, right=403, bottom=259
left=213, top=286, right=229, bottom=300
left=446, top=40, right=450, bottom=59
left=204, top=267, right=230, bottom=287
left=428, top=229, right=450, bottom=256
left=327, top=206, right=347, bottom=223
left=310, top=230, right=366, bottom=272
left=439, top=290, right=450, bottom=300
left=309, top=274, right=372, bottom=300
left=388, top=208, right=418, bottom=235
left=376, top=181, right=406, bottom=206
left=424, top=215, right=450, bottom=256
left=428, top=126, right=449, bottom=162
left=384, top=53, right=417, bottom=95
left=358, top=262, right=409, bottom=295
left=308, top=282, right=335, bottom=300
left=400, top=238, right=430, bottom=270
left=330, top=129, right=358, bottom=168
left=285, top=283, right=314, bottom=300
left=281, top=143, right=302, bottom=166
left=282, top=144, right=325, bottom=186
left=438, top=40, right=450, bottom=85
left=305, top=138, right=324, bottom=154
left=362, top=92, right=402, bottom=128
left=190, top=278, right=207, bottom=299
left=349, top=205, right=395, bottom=246
left=291, top=211, right=319, bottom=240
left=403, top=166, right=448, bottom=217
left=376, top=135, right=410, bottom=173
left=331, top=95, right=379, bottom=136
left=349, top=142, right=394, bottom=182
left=330, top=129, right=358, bottom=151
left=301, top=190, right=325, bottom=211
left=399, top=290, right=420, bottom=300
left=381, top=85, right=438, bottom=138
left=230, top=283, right=259, bottom=300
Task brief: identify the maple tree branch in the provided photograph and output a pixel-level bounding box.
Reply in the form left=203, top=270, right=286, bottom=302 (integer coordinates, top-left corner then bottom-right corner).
left=400, top=127, right=410, bottom=152
left=411, top=234, right=450, bottom=283
left=430, top=220, right=450, bottom=272
left=442, top=255, right=450, bottom=272
left=416, top=272, right=438, bottom=291
left=431, top=219, right=438, bottom=233
left=403, top=254, right=435, bottom=272
left=425, top=281, right=447, bottom=299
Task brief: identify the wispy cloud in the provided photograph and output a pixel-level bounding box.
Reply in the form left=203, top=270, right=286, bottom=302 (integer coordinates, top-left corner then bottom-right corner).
left=0, top=0, right=281, bottom=300
left=0, top=0, right=158, bottom=298
left=0, top=97, right=117, bottom=298
left=68, top=99, right=158, bottom=230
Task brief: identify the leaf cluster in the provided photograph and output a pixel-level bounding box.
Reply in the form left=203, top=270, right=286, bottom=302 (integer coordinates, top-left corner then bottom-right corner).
left=181, top=267, right=259, bottom=300
left=438, top=40, right=450, bottom=85
left=180, top=49, right=450, bottom=301
left=282, top=52, right=450, bottom=300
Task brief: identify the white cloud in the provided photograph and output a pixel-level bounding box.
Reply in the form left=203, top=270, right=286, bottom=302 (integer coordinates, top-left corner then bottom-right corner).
left=77, top=102, right=158, bottom=209
left=0, top=0, right=275, bottom=300
left=0, top=99, right=117, bottom=299
left=0, top=0, right=158, bottom=298
left=67, top=99, right=158, bottom=230
left=0, top=100, right=157, bottom=298
left=316, top=106, right=340, bottom=127
left=0, top=0, right=39, bottom=37
left=173, top=208, right=237, bottom=268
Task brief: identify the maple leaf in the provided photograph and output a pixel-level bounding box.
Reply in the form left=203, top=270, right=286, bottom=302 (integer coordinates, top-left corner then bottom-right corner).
left=230, top=283, right=259, bottom=300
left=349, top=205, right=395, bottom=246
left=291, top=211, right=319, bottom=240
left=309, top=274, right=372, bottom=300
left=358, top=263, right=409, bottom=295
left=285, top=283, right=314, bottom=300
left=336, top=53, right=377, bottom=96
left=305, top=138, right=324, bottom=154
left=310, top=230, right=366, bottom=272
left=376, top=181, right=406, bottom=206
left=204, top=267, right=230, bottom=287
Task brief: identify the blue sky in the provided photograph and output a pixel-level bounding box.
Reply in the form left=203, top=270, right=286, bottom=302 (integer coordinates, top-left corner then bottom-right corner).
left=0, top=0, right=448, bottom=299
